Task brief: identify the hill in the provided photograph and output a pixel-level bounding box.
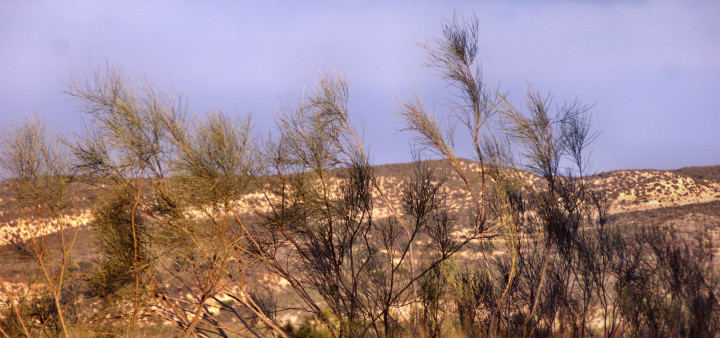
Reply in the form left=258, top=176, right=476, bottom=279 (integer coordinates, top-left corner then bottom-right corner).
left=2, top=161, right=720, bottom=246
left=1, top=160, right=719, bottom=335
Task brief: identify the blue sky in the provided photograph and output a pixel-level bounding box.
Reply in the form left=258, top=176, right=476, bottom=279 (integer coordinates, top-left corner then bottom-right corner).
left=1, top=0, right=718, bottom=172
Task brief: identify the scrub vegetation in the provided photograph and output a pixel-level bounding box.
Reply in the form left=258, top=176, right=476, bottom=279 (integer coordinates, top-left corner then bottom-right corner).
left=1, top=15, right=718, bottom=337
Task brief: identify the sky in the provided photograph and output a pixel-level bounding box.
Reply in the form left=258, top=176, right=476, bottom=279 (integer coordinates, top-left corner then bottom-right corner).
left=1, top=0, right=719, bottom=172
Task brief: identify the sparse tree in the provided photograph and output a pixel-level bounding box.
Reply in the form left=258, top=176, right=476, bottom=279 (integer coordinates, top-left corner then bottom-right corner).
left=0, top=116, right=76, bottom=337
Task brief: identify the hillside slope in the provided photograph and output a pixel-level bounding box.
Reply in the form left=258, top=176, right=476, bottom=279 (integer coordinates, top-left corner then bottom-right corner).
left=1, top=161, right=719, bottom=245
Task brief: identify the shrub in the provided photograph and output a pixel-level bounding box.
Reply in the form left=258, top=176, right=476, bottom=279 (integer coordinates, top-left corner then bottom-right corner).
left=1, top=13, right=717, bottom=338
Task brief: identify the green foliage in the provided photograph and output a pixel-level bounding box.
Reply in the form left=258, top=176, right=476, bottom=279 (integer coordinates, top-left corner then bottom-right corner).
left=0, top=291, right=66, bottom=337
left=444, top=262, right=493, bottom=336
left=0, top=115, right=68, bottom=215
left=282, top=319, right=332, bottom=338
left=170, top=112, right=254, bottom=207
left=87, top=186, right=149, bottom=298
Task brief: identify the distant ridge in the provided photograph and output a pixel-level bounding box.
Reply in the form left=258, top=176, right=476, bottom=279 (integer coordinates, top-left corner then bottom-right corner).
left=372, top=159, right=720, bottom=214
left=2, top=161, right=720, bottom=245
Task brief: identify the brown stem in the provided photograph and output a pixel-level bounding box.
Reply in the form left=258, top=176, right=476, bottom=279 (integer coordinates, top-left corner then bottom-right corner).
left=128, top=175, right=144, bottom=337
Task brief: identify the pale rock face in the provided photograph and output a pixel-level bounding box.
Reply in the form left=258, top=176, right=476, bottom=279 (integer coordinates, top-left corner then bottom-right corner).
left=0, top=211, right=91, bottom=246
left=0, top=281, right=49, bottom=310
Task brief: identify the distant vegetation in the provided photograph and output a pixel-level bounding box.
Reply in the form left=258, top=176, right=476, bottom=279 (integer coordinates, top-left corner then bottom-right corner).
left=1, top=15, right=718, bottom=337
left=675, top=166, right=720, bottom=184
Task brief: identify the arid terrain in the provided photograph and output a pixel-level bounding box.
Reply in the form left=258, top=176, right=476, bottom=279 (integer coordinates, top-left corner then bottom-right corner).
left=3, top=162, right=720, bottom=247
left=1, top=160, right=719, bottom=335
left=3, top=161, right=719, bottom=273
left=3, top=161, right=720, bottom=273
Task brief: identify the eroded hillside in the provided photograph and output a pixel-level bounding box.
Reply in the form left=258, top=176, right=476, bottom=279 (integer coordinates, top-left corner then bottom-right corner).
left=2, top=162, right=720, bottom=246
